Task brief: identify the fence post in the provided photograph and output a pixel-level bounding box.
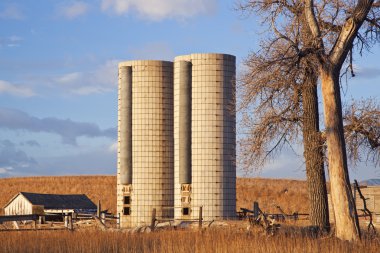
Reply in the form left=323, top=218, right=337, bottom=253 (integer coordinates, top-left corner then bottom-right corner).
left=253, top=202, right=259, bottom=219
left=198, top=206, right=203, bottom=230
left=39, top=215, right=45, bottom=224
left=97, top=200, right=101, bottom=217
left=69, top=213, right=73, bottom=231
left=117, top=213, right=120, bottom=229
left=101, top=212, right=106, bottom=225
left=150, top=208, right=156, bottom=231
left=64, top=213, right=69, bottom=228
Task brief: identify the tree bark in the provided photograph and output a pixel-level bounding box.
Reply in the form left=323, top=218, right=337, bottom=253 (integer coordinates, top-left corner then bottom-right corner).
left=320, top=67, right=361, bottom=241
left=301, top=72, right=330, bottom=231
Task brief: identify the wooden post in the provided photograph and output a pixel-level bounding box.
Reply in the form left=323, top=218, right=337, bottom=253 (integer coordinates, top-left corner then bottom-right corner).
left=150, top=208, right=156, bottom=231
left=101, top=212, right=106, bottom=225
left=97, top=200, right=101, bottom=217
left=39, top=215, right=44, bottom=224
left=13, top=221, right=19, bottom=230
left=117, top=213, right=120, bottom=229
left=69, top=213, right=73, bottom=231
left=199, top=206, right=203, bottom=230
left=253, top=202, right=259, bottom=219
left=64, top=213, right=69, bottom=228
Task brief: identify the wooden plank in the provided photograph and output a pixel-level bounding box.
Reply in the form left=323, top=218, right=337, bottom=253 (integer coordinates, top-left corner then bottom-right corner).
left=0, top=228, right=67, bottom=232
left=150, top=208, right=156, bottom=231
left=198, top=206, right=203, bottom=230
left=0, top=214, right=38, bottom=222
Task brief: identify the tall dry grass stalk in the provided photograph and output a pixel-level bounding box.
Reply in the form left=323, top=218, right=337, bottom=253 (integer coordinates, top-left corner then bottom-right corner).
left=0, top=228, right=378, bottom=253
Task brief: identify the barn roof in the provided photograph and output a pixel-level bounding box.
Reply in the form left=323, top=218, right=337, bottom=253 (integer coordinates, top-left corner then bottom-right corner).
left=11, top=192, right=97, bottom=210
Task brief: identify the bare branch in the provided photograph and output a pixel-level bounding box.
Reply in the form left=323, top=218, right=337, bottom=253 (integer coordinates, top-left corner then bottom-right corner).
left=344, top=98, right=380, bottom=166
left=304, top=0, right=323, bottom=45
left=329, top=0, right=375, bottom=67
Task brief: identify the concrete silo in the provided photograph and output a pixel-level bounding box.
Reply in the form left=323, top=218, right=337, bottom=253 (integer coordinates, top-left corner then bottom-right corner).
left=117, top=60, right=174, bottom=227
left=173, top=53, right=236, bottom=221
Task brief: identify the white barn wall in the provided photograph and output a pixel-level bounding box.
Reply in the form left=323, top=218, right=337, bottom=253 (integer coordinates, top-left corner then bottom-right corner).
left=4, top=194, right=33, bottom=215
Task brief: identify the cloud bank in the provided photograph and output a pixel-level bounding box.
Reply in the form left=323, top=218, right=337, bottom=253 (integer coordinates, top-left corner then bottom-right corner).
left=0, top=108, right=116, bottom=145
left=0, top=139, right=116, bottom=177
left=101, top=0, right=217, bottom=20
left=0, top=140, right=37, bottom=175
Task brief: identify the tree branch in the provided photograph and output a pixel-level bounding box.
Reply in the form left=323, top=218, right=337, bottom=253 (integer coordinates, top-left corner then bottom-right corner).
left=304, top=0, right=323, bottom=45
left=329, top=0, right=375, bottom=67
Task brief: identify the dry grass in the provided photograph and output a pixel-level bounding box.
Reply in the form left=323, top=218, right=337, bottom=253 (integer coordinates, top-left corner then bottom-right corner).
left=236, top=178, right=309, bottom=214
left=0, top=176, right=308, bottom=215
left=0, top=228, right=378, bottom=253
left=1, top=176, right=378, bottom=252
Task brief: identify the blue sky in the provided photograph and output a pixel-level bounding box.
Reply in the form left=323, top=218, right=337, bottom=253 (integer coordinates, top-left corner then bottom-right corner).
left=0, top=0, right=379, bottom=180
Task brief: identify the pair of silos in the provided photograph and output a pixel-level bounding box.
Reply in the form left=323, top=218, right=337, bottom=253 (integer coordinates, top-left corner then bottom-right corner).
left=117, top=54, right=236, bottom=227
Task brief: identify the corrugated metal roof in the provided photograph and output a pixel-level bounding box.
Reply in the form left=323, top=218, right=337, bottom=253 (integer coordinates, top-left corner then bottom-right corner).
left=19, top=192, right=97, bottom=210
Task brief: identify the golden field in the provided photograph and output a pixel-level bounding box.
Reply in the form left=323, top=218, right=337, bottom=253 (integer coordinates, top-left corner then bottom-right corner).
left=0, top=176, right=308, bottom=215
left=0, top=176, right=379, bottom=253
left=0, top=228, right=379, bottom=253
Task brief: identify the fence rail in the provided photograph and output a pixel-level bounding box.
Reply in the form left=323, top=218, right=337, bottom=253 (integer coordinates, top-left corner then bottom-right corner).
left=0, top=214, right=38, bottom=223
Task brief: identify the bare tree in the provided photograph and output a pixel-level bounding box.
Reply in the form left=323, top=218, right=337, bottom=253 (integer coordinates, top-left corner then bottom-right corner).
left=305, top=0, right=379, bottom=241
left=238, top=0, right=380, bottom=241
left=238, top=16, right=330, bottom=231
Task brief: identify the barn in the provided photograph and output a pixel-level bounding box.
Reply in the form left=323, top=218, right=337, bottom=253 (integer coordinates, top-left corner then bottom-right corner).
left=3, top=192, right=97, bottom=216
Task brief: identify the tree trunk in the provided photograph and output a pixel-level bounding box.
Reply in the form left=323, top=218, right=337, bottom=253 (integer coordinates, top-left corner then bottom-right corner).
left=301, top=72, right=330, bottom=231
left=320, top=68, right=360, bottom=241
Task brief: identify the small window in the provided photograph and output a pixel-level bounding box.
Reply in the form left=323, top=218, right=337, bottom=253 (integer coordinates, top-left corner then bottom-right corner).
left=182, top=207, right=190, bottom=216
left=123, top=207, right=131, bottom=215
left=123, top=196, right=131, bottom=205
left=181, top=184, right=191, bottom=192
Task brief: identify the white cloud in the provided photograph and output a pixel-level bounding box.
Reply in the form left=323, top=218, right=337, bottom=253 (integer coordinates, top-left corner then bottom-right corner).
left=0, top=166, right=13, bottom=174
left=54, top=60, right=118, bottom=95
left=0, top=80, right=35, bottom=97
left=58, top=2, right=90, bottom=19
left=101, top=0, right=217, bottom=20
left=0, top=4, right=24, bottom=20
left=56, top=72, right=83, bottom=84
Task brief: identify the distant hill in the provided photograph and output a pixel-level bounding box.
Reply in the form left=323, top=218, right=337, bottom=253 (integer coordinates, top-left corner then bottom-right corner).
left=0, top=176, right=309, bottom=215
left=359, top=179, right=380, bottom=186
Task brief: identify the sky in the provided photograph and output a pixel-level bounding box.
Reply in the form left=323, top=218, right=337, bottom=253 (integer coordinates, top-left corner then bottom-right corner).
left=0, top=0, right=379, bottom=180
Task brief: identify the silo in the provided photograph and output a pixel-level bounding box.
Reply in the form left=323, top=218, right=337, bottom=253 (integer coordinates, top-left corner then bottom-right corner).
left=117, top=60, right=174, bottom=227
left=174, top=53, right=236, bottom=221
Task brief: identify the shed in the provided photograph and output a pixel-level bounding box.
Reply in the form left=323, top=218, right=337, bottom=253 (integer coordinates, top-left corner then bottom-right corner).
left=328, top=185, right=380, bottom=223
left=3, top=192, right=97, bottom=216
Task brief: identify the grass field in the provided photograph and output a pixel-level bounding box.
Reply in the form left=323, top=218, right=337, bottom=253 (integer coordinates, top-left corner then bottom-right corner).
left=0, top=176, right=308, bottom=215
left=0, top=228, right=379, bottom=253
left=1, top=176, right=379, bottom=252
